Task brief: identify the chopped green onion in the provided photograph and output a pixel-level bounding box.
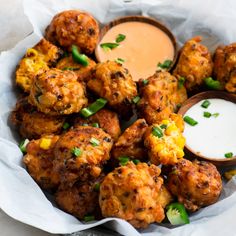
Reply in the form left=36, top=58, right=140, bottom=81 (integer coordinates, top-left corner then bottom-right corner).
left=178, top=77, right=185, bottom=89
left=201, top=100, right=210, bottom=109
left=62, top=122, right=70, bottom=130
left=132, top=96, right=141, bottom=104
left=80, top=98, right=107, bottom=118
left=116, top=34, right=126, bottom=43
left=115, top=58, right=125, bottom=64
left=119, top=156, right=130, bottom=166
left=204, top=77, right=222, bottom=90
left=71, top=147, right=82, bottom=157
left=212, top=112, right=219, bottom=118
left=132, top=159, right=140, bottom=165
left=84, top=215, right=95, bottom=222
left=160, top=124, right=167, bottom=129
left=90, top=137, right=100, bottom=146
left=94, top=183, right=100, bottom=191
left=82, top=123, right=89, bottom=126
left=143, top=79, right=149, bottom=85
left=62, top=67, right=80, bottom=71
left=157, top=60, right=172, bottom=69
left=100, top=42, right=119, bottom=50
left=19, top=139, right=29, bottom=154
left=166, top=202, right=190, bottom=225
left=71, top=45, right=89, bottom=66
left=184, top=116, right=198, bottom=126
left=92, top=123, right=99, bottom=128
left=203, top=111, right=211, bottom=118
left=152, top=126, right=163, bottom=138
left=225, top=152, right=233, bottom=158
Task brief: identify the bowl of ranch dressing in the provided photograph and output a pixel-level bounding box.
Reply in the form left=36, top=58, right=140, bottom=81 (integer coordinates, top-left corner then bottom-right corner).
left=178, top=91, right=236, bottom=166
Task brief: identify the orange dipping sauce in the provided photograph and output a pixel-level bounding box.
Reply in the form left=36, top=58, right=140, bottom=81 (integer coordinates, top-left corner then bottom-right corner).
left=95, top=21, right=175, bottom=81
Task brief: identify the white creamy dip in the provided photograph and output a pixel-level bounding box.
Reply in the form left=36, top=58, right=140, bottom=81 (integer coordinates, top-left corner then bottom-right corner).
left=183, top=98, right=236, bottom=159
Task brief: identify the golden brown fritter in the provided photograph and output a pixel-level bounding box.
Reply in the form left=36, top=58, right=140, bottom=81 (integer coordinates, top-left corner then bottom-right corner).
left=213, top=43, right=236, bottom=93
left=11, top=97, right=65, bottom=139
left=138, top=71, right=187, bottom=125
left=45, top=10, right=99, bottom=54
left=16, top=38, right=62, bottom=92
left=55, top=174, right=104, bottom=220
left=173, top=36, right=213, bottom=91
left=56, top=55, right=96, bottom=82
left=99, top=162, right=169, bottom=228
left=112, top=119, right=148, bottom=162
left=73, top=108, right=121, bottom=141
left=53, top=126, right=113, bottom=185
left=23, top=135, right=60, bottom=191
left=144, top=114, right=185, bottom=165
left=87, top=61, right=138, bottom=118
left=166, top=159, right=222, bottom=212
left=29, top=68, right=88, bottom=115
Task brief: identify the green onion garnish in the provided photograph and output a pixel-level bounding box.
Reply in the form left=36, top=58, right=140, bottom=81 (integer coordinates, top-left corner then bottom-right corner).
left=100, top=43, right=119, bottom=51
left=184, top=116, right=198, bottom=126
left=62, top=122, right=70, bottom=130
left=84, top=215, right=95, bottom=222
left=203, top=111, right=211, bottom=118
left=201, top=100, right=210, bottom=109
left=90, top=137, right=100, bottom=146
left=143, top=79, right=149, bottom=85
left=178, top=77, right=185, bottom=89
left=115, top=58, right=125, bottom=64
left=132, top=159, right=140, bottom=165
left=82, top=123, right=89, bottom=126
left=94, top=183, right=100, bottom=191
left=71, top=147, right=82, bottom=157
left=152, top=126, right=163, bottom=138
left=92, top=123, right=99, bottom=128
left=19, top=139, right=29, bottom=154
left=119, top=156, right=130, bottom=166
left=225, top=152, right=233, bottom=158
left=80, top=98, right=107, bottom=118
left=160, top=124, right=167, bottom=129
left=157, top=60, right=172, bottom=69
left=71, top=45, right=89, bottom=66
left=204, top=77, right=222, bottom=90
left=116, top=34, right=126, bottom=43
left=132, top=96, right=141, bottom=104
left=212, top=113, right=219, bottom=118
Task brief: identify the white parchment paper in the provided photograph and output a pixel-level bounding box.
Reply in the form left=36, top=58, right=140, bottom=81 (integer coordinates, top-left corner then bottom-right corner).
left=1, top=0, right=236, bottom=235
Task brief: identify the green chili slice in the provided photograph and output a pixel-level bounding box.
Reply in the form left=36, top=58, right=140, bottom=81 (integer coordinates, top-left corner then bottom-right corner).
left=157, top=59, right=172, bottom=69
left=80, top=98, right=107, bottom=118
left=115, top=58, right=125, bottom=64
left=132, top=159, right=140, bottom=165
left=166, top=202, right=190, bottom=225
left=184, top=116, right=198, bottom=126
left=84, top=215, right=95, bottom=222
left=133, top=96, right=141, bottom=104
left=225, top=152, right=233, bottom=158
left=116, top=34, right=126, bottom=43
left=71, top=147, right=82, bottom=157
left=204, top=77, right=222, bottom=90
left=92, top=123, right=99, bottom=128
left=152, top=126, right=163, bottom=138
left=71, top=45, right=89, bottom=66
left=119, top=156, right=130, bottom=166
left=178, top=77, right=185, bottom=89
left=90, top=137, right=100, bottom=147
left=19, top=139, right=29, bottom=154
left=201, top=100, right=210, bottom=109
left=143, top=79, right=149, bottom=85
left=160, top=124, right=167, bottom=129
left=62, top=122, right=70, bottom=130
left=203, top=111, right=211, bottom=118
left=100, top=42, right=119, bottom=50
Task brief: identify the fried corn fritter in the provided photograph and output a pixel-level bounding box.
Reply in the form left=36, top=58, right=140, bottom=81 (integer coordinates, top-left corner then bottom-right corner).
left=11, top=97, right=65, bottom=139
left=112, top=119, right=148, bottom=162
left=166, top=159, right=222, bottom=212
left=213, top=43, right=236, bottom=93
left=138, top=71, right=187, bottom=125
left=55, top=174, right=104, bottom=220
left=144, top=114, right=185, bottom=165
left=45, top=10, right=99, bottom=54
left=53, top=126, right=113, bottom=185
left=173, top=36, right=213, bottom=91
left=56, top=55, right=96, bottom=82
left=29, top=68, right=88, bottom=115
left=23, top=135, right=60, bottom=191
left=16, top=38, right=62, bottom=92
left=87, top=61, right=138, bottom=118
left=73, top=108, right=121, bottom=141
left=99, top=162, right=170, bottom=228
